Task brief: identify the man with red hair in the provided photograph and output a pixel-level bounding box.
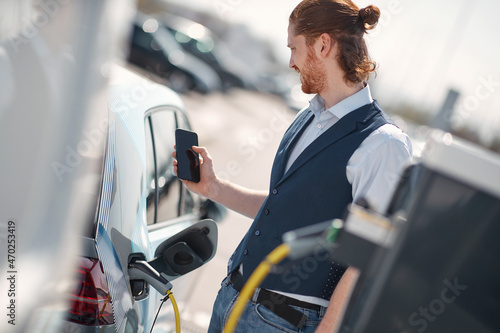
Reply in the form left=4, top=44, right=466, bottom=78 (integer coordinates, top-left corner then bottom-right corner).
left=175, top=1, right=412, bottom=331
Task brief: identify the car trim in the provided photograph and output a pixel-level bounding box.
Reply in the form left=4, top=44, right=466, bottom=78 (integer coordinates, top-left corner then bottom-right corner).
left=147, top=213, right=200, bottom=232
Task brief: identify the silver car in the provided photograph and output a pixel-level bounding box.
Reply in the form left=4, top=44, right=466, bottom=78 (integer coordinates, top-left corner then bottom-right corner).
left=63, top=65, right=222, bottom=332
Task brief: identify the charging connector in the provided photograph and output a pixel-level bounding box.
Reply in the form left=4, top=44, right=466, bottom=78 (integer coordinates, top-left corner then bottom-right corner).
left=128, top=260, right=173, bottom=296
left=128, top=259, right=181, bottom=333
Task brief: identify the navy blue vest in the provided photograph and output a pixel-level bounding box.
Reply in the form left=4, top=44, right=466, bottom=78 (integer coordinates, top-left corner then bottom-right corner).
left=229, top=101, right=391, bottom=300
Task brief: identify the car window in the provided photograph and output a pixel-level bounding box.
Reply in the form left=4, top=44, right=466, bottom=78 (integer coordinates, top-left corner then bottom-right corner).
left=145, top=108, right=183, bottom=224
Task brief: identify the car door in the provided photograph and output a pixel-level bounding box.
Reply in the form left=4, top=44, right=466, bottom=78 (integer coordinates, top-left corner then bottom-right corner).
left=144, top=106, right=200, bottom=227
left=142, top=104, right=208, bottom=325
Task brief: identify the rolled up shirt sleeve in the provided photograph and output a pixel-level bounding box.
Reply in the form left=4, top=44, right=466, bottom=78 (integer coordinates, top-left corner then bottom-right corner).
left=347, top=123, right=413, bottom=214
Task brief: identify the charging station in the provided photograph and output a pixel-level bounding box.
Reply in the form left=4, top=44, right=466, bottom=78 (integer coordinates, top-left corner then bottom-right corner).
left=332, top=131, right=500, bottom=333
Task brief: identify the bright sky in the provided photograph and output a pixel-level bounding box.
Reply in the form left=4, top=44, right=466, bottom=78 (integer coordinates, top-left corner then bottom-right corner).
left=165, top=0, right=500, bottom=142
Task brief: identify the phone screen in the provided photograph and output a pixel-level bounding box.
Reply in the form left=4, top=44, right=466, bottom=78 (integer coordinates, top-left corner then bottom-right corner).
left=175, top=129, right=200, bottom=183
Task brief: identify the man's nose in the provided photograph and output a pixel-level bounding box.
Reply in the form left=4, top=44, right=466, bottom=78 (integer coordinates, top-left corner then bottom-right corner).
left=289, top=56, right=295, bottom=69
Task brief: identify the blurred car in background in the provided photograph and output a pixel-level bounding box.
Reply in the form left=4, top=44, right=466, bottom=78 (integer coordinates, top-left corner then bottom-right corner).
left=127, top=14, right=221, bottom=94
left=156, top=13, right=256, bottom=91
left=64, top=64, right=224, bottom=333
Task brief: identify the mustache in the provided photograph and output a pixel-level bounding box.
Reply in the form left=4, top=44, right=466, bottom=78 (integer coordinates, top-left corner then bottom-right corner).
left=292, top=65, right=300, bottom=73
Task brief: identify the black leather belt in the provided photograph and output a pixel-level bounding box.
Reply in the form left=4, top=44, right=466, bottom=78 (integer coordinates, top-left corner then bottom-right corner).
left=229, top=270, right=323, bottom=328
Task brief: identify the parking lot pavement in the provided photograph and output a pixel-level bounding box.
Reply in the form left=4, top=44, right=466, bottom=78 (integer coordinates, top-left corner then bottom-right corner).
left=154, top=89, right=297, bottom=332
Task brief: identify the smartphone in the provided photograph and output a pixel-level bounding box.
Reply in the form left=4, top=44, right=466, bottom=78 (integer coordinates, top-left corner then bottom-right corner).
left=175, top=129, right=200, bottom=183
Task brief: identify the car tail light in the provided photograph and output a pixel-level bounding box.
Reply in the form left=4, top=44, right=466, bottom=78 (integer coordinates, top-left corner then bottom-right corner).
left=67, top=257, right=114, bottom=325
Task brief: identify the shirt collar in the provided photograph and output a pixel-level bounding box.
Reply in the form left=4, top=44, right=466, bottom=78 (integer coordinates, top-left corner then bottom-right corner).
left=308, top=84, right=374, bottom=119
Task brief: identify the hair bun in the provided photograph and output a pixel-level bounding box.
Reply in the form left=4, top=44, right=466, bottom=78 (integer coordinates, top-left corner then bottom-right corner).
left=358, top=5, right=381, bottom=31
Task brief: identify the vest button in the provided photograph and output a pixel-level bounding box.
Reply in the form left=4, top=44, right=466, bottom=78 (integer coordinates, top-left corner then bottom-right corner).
left=254, top=230, right=261, bottom=236
left=264, top=209, right=270, bottom=215
left=244, top=249, right=248, bottom=255
left=272, top=188, right=278, bottom=195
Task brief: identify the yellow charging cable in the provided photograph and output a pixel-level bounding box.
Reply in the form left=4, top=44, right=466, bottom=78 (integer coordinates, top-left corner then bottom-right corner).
left=150, top=289, right=181, bottom=333
left=223, top=243, right=291, bottom=333
left=166, top=290, right=181, bottom=333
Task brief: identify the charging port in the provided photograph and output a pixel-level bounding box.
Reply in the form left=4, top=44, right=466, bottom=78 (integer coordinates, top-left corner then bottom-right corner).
left=128, top=253, right=149, bottom=301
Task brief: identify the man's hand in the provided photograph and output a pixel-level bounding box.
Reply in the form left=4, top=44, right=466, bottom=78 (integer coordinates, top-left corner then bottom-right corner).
left=173, top=145, right=221, bottom=200
left=173, top=145, right=267, bottom=219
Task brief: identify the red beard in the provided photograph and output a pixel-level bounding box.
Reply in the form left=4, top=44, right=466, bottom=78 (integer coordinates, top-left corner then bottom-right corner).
left=299, top=49, right=327, bottom=94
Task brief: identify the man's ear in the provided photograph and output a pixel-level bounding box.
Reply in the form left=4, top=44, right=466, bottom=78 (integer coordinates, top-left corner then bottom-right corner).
left=317, top=33, right=334, bottom=58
